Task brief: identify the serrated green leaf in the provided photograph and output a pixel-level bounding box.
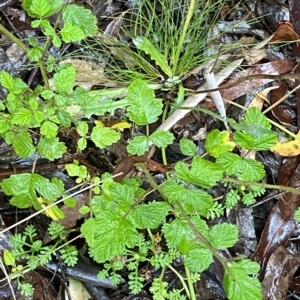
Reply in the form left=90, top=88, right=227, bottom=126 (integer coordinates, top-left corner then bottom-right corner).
left=179, top=138, right=197, bottom=156
left=11, top=130, right=36, bottom=158
left=126, top=79, right=163, bottom=125
left=40, top=121, right=59, bottom=138
left=53, top=66, right=76, bottom=93
left=28, top=47, right=44, bottom=62
left=81, top=213, right=140, bottom=263
left=0, top=116, right=11, bottom=133
left=233, top=131, right=277, bottom=151
left=184, top=247, right=213, bottom=273
left=37, top=137, right=66, bottom=160
left=60, top=22, right=85, bottom=43
left=11, top=108, right=32, bottom=125
left=79, top=205, right=90, bottom=214
left=29, top=97, right=38, bottom=110
left=57, top=111, right=71, bottom=127
left=24, top=0, right=62, bottom=18
left=76, top=121, right=88, bottom=136
left=209, top=223, right=238, bottom=249
left=30, top=0, right=51, bottom=18
left=223, top=260, right=262, bottom=300
left=150, top=130, right=174, bottom=148
left=62, top=4, right=98, bottom=37
left=133, top=37, right=172, bottom=78
left=163, top=182, right=213, bottom=215
left=205, top=129, right=236, bottom=158
left=32, top=173, right=61, bottom=201
left=127, top=135, right=149, bottom=155
left=53, top=35, right=61, bottom=47
left=0, top=71, right=14, bottom=91
left=77, top=137, right=87, bottom=150
left=175, top=157, right=224, bottom=188
left=216, top=153, right=265, bottom=181
left=91, top=125, right=120, bottom=149
left=130, top=202, right=169, bottom=229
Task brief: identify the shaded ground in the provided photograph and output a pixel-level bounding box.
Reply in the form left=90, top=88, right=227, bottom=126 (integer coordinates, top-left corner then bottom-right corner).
left=1, top=0, right=300, bottom=299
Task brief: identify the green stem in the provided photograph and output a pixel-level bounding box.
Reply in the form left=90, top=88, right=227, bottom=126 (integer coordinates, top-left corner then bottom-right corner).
left=172, top=0, right=196, bottom=75
left=184, top=264, right=197, bottom=300
left=168, top=264, right=191, bottom=299
left=223, top=176, right=300, bottom=195
left=0, top=24, right=50, bottom=89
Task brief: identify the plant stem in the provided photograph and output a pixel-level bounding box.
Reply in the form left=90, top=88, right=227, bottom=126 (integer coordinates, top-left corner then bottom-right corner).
left=172, top=0, right=196, bottom=75
left=223, top=176, right=300, bottom=195
left=168, top=264, right=191, bottom=299
left=0, top=24, right=50, bottom=89
left=184, top=264, right=197, bottom=300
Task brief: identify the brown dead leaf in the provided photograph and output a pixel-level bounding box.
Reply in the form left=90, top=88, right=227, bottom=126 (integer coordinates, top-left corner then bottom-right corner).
left=269, top=21, right=299, bottom=43
left=220, top=59, right=295, bottom=100
left=262, top=246, right=300, bottom=300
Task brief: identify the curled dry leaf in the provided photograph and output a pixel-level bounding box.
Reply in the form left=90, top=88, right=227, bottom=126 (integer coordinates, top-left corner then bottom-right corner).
left=269, top=21, right=299, bottom=43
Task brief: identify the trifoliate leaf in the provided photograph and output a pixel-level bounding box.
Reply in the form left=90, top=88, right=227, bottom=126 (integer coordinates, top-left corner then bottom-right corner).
left=62, top=4, right=98, bottom=36
left=11, top=108, right=32, bottom=125
left=12, top=130, right=36, bottom=158
left=126, top=79, right=163, bottom=125
left=216, top=153, right=265, bottom=181
left=60, top=22, right=85, bottom=43
left=133, top=37, right=172, bottom=78
left=175, top=157, right=224, bottom=188
left=130, top=202, right=169, bottom=229
left=184, top=247, right=213, bottom=273
left=91, top=125, right=120, bottom=149
left=23, top=0, right=62, bottom=18
left=37, top=137, right=67, bottom=160
left=179, top=138, right=197, bottom=156
left=209, top=223, right=238, bottom=249
left=205, top=129, right=235, bottom=158
left=150, top=131, right=174, bottom=148
left=40, top=121, right=59, bottom=138
left=53, top=65, right=76, bottom=93
left=127, top=135, right=149, bottom=155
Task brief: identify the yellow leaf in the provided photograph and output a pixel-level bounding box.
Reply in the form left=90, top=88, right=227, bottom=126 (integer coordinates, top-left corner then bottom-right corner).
left=111, top=121, right=132, bottom=131
left=270, top=131, right=300, bottom=156
left=37, top=197, right=65, bottom=220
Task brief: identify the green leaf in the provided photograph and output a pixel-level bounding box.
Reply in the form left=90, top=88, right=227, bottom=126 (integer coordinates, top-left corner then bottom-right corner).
left=216, top=153, right=265, bottom=181
left=37, top=137, right=66, bottom=160
left=205, top=129, right=235, bottom=158
left=223, top=260, right=262, bottom=300
left=11, top=108, right=32, bottom=125
left=77, top=137, right=87, bottom=150
left=127, top=135, right=149, bottom=155
left=57, top=111, right=71, bottom=127
left=11, top=130, right=36, bottom=158
left=53, top=35, right=61, bottom=47
left=62, top=4, right=98, bottom=37
left=179, top=138, right=197, bottom=156
left=175, top=157, right=224, bottom=188
left=29, top=0, right=51, bottom=18
left=295, top=208, right=300, bottom=222
left=0, top=116, right=11, bottom=133
left=233, top=131, right=277, bottom=151
left=79, top=205, right=90, bottom=214
left=126, top=79, right=163, bottom=125
left=163, top=183, right=213, bottom=215
left=40, top=121, right=59, bottom=138
left=3, top=250, right=15, bottom=266
left=32, top=173, right=61, bottom=201
left=81, top=214, right=140, bottom=263
left=209, top=223, right=238, bottom=249
left=0, top=71, right=14, bottom=90
left=60, top=22, right=85, bottom=43
left=90, top=125, right=120, bottom=149
left=53, top=66, right=76, bottom=93
left=133, top=37, right=172, bottom=78
left=23, top=0, right=62, bottom=18
left=76, top=121, right=88, bottom=136
left=184, top=246, right=213, bottom=273
left=27, top=47, right=44, bottom=62
left=130, top=202, right=169, bottom=229
left=149, top=131, right=174, bottom=148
